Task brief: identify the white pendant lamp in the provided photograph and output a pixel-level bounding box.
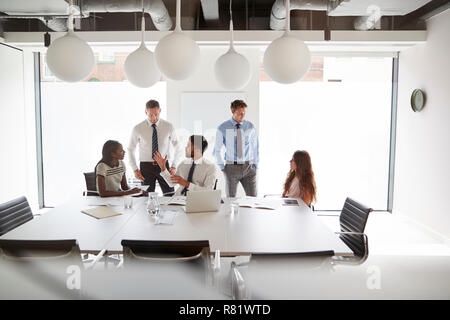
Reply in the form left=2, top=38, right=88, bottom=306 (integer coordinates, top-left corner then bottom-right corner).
left=154, top=0, right=200, bottom=80
left=214, top=0, right=251, bottom=90
left=263, top=0, right=311, bottom=84
left=46, top=0, right=94, bottom=82
left=124, top=7, right=161, bottom=88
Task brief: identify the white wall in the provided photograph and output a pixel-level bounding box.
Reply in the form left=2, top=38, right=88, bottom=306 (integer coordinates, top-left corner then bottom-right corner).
left=394, top=9, right=450, bottom=237
left=166, top=46, right=261, bottom=197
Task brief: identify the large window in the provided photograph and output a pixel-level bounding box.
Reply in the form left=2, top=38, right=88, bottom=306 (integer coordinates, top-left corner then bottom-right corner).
left=40, top=51, right=166, bottom=207
left=259, top=56, right=393, bottom=211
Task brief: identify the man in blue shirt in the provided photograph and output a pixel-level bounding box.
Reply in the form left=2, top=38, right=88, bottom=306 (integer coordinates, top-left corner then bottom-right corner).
left=213, top=100, right=259, bottom=197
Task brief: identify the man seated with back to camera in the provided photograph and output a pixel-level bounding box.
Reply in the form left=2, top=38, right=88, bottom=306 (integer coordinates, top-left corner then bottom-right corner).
left=153, top=135, right=217, bottom=196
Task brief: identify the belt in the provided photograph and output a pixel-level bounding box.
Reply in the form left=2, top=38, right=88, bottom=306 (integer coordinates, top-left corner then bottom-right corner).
left=141, top=161, right=159, bottom=165
left=226, top=161, right=252, bottom=165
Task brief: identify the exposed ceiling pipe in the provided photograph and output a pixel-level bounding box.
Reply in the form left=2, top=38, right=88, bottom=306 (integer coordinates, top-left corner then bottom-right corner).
left=81, top=0, right=172, bottom=31
left=353, top=4, right=382, bottom=30
left=270, top=0, right=328, bottom=30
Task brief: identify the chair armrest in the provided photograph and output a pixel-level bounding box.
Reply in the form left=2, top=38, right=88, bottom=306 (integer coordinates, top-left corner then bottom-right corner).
left=85, top=249, right=106, bottom=270
left=230, top=261, right=247, bottom=300
left=333, top=232, right=369, bottom=265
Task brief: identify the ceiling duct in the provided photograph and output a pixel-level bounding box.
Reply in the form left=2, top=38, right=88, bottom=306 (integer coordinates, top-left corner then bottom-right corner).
left=270, top=0, right=329, bottom=30
left=0, top=0, right=172, bottom=32
left=81, top=0, right=172, bottom=31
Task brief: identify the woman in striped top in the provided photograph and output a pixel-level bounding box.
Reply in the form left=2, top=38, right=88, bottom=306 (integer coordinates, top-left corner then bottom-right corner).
left=95, top=140, right=141, bottom=197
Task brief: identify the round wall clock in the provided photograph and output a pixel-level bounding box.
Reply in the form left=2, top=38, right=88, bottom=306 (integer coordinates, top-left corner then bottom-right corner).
left=411, top=89, right=426, bottom=112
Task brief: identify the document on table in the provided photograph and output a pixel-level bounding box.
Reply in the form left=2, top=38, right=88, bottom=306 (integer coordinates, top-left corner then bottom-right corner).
left=155, top=211, right=177, bottom=225
left=160, top=196, right=186, bottom=206
left=237, top=198, right=278, bottom=210
left=81, top=206, right=122, bottom=219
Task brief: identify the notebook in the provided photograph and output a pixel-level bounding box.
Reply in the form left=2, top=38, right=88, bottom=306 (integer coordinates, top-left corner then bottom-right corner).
left=237, top=199, right=277, bottom=210
left=82, top=206, right=122, bottom=219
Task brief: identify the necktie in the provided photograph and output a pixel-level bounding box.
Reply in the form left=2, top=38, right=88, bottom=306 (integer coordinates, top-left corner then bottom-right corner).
left=152, top=123, right=158, bottom=159
left=182, top=162, right=196, bottom=196
left=236, top=123, right=243, bottom=159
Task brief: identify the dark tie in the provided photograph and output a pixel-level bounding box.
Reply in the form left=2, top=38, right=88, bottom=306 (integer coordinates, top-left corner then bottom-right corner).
left=182, top=162, right=196, bottom=196
left=236, top=123, right=243, bottom=159
left=152, top=123, right=158, bottom=159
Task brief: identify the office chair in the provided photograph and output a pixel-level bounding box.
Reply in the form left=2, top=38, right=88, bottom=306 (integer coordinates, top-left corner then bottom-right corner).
left=83, top=172, right=99, bottom=196
left=0, top=196, right=34, bottom=236
left=0, top=239, right=83, bottom=299
left=230, top=251, right=335, bottom=300
left=332, top=197, right=372, bottom=265
left=121, top=240, right=213, bottom=283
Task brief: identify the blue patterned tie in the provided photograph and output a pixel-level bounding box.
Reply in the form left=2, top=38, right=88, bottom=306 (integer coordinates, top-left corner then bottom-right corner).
left=182, top=162, right=196, bottom=196
left=152, top=123, right=158, bottom=159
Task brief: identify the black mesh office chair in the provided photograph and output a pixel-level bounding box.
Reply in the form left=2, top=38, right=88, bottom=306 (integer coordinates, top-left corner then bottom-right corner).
left=0, top=196, right=34, bottom=236
left=333, top=197, right=372, bottom=264
left=83, top=172, right=99, bottom=196
left=0, top=239, right=83, bottom=299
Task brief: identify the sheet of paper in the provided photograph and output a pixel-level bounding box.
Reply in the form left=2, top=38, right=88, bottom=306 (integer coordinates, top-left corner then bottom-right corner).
left=155, top=211, right=177, bottom=225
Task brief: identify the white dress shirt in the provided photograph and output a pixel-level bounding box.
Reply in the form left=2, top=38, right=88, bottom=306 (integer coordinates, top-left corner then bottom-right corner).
left=160, top=157, right=218, bottom=195
left=128, top=118, right=182, bottom=171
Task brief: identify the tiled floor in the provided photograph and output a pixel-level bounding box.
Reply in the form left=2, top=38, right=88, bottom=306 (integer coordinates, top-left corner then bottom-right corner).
left=316, top=211, right=450, bottom=256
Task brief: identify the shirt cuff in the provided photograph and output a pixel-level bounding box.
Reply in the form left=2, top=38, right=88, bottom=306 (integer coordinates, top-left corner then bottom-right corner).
left=160, top=169, right=175, bottom=188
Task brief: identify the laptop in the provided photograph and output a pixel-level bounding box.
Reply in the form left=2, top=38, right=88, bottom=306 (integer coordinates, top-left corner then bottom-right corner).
left=185, top=190, right=222, bottom=213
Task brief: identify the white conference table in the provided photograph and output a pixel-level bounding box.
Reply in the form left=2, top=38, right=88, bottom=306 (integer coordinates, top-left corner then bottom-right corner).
left=0, top=196, right=352, bottom=256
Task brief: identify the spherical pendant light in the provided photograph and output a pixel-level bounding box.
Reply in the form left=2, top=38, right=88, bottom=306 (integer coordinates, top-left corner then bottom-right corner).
left=46, top=1, right=94, bottom=82
left=263, top=0, right=311, bottom=84
left=214, top=1, right=251, bottom=90
left=124, top=13, right=161, bottom=88
left=155, top=0, right=200, bottom=80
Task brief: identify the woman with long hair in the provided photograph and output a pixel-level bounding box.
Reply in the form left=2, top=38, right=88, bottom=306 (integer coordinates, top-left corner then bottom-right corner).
left=95, top=140, right=141, bottom=197
left=282, top=150, right=316, bottom=206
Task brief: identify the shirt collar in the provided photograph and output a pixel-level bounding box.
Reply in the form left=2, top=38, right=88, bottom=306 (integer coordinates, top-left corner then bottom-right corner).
left=146, top=118, right=161, bottom=127
left=192, top=157, right=204, bottom=165
left=230, top=118, right=244, bottom=126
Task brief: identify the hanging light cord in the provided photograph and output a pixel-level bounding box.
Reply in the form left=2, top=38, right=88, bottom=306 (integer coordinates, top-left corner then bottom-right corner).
left=229, top=0, right=234, bottom=51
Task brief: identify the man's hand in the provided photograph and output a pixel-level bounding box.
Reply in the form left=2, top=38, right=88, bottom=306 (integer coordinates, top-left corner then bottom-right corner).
left=168, top=167, right=176, bottom=175
left=134, top=169, right=145, bottom=181
left=170, top=175, right=189, bottom=187
left=153, top=151, right=167, bottom=172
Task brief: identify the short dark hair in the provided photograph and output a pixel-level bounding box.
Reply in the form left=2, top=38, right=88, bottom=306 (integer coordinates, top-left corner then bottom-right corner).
left=189, top=135, right=208, bottom=154
left=230, top=99, right=247, bottom=111
left=146, top=99, right=160, bottom=109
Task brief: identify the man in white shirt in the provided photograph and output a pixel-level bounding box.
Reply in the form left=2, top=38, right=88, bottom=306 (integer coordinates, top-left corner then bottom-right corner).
left=128, top=100, right=182, bottom=195
left=153, top=135, right=217, bottom=196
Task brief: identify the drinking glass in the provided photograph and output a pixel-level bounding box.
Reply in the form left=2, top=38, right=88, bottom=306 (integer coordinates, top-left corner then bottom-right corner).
left=123, top=197, right=133, bottom=209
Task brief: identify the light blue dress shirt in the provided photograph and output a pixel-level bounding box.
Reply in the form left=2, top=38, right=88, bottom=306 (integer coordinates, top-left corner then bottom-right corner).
left=213, top=118, right=259, bottom=170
